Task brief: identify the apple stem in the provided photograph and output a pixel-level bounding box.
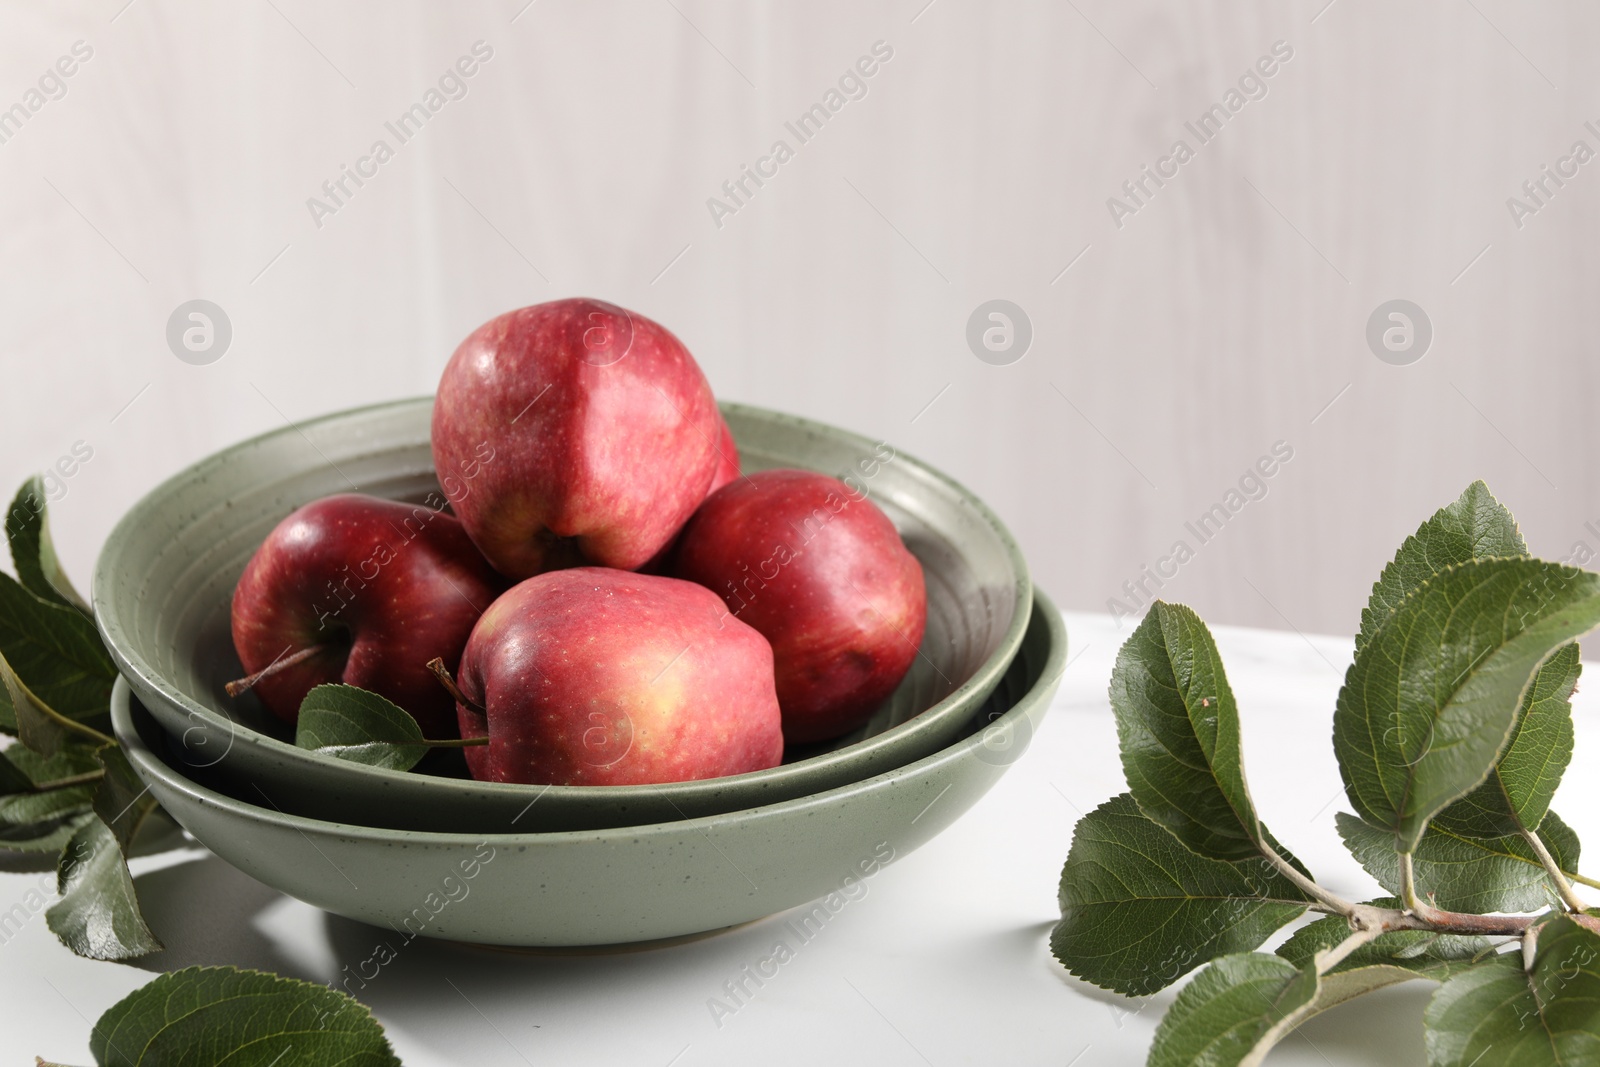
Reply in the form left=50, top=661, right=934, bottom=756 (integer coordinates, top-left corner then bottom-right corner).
left=426, top=657, right=486, bottom=715
left=224, top=644, right=328, bottom=697
left=421, top=736, right=490, bottom=748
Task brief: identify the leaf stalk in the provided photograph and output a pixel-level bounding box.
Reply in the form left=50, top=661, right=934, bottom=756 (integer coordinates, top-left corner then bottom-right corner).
left=31, top=699, right=115, bottom=749
left=1569, top=871, right=1600, bottom=892
left=1399, top=852, right=1420, bottom=912
left=420, top=736, right=489, bottom=749
left=1255, top=836, right=1357, bottom=917
left=1520, top=826, right=1590, bottom=913
left=1315, top=924, right=1385, bottom=972
left=28, top=768, right=105, bottom=792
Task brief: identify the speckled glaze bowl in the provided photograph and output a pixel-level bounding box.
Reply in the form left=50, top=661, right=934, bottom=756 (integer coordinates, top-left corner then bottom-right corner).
left=112, top=594, right=1065, bottom=947
left=94, top=398, right=1031, bottom=832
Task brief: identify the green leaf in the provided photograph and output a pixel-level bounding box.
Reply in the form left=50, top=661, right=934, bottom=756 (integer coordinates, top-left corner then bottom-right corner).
left=1433, top=643, right=1579, bottom=841
left=0, top=810, right=93, bottom=852
left=295, top=684, right=429, bottom=770
left=1338, top=810, right=1580, bottom=913
left=1357, top=480, right=1526, bottom=653
left=90, top=746, right=157, bottom=851
left=1110, top=603, right=1266, bottom=862
left=0, top=745, right=99, bottom=827
left=6, top=651, right=66, bottom=756
left=0, top=473, right=97, bottom=737
left=5, top=476, right=90, bottom=612
left=88, top=965, right=402, bottom=1066
left=1423, top=916, right=1600, bottom=1066
left=0, top=743, right=98, bottom=850
left=1146, top=952, right=1320, bottom=1067
left=0, top=573, right=116, bottom=724
left=1278, top=900, right=1494, bottom=982
left=1052, top=794, right=1308, bottom=996
left=1350, top=482, right=1580, bottom=846
left=1, top=741, right=100, bottom=784
left=2, top=651, right=110, bottom=758
left=1333, top=558, right=1600, bottom=853
left=1149, top=933, right=1467, bottom=1067
left=45, top=815, right=161, bottom=960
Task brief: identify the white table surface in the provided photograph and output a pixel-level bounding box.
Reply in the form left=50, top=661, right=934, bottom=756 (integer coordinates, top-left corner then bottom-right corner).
left=6, top=609, right=1598, bottom=1066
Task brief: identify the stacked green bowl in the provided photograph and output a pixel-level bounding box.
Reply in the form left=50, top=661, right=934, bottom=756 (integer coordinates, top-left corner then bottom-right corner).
left=94, top=400, right=1063, bottom=945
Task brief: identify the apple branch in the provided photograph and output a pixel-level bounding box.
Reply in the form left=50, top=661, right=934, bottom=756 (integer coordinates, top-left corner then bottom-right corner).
left=1258, top=836, right=1600, bottom=939
left=1377, top=850, right=1584, bottom=935
left=1335, top=899, right=1600, bottom=938
left=225, top=644, right=328, bottom=697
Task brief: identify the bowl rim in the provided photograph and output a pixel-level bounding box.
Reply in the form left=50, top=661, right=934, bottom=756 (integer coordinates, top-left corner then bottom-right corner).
left=112, top=593, right=1066, bottom=845
left=92, top=396, right=1033, bottom=804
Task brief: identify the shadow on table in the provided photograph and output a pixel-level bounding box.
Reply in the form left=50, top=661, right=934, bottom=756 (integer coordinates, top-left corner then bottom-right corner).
left=107, top=872, right=1436, bottom=1067
left=127, top=853, right=309, bottom=977
left=314, top=904, right=814, bottom=1059
left=119, top=848, right=798, bottom=1015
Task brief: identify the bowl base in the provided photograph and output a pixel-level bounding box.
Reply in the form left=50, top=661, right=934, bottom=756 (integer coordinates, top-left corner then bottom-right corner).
left=451, top=918, right=759, bottom=956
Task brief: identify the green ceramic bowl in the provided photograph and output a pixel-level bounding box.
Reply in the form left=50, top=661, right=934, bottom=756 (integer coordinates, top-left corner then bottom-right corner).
left=112, top=594, right=1064, bottom=947
left=94, top=399, right=1032, bottom=833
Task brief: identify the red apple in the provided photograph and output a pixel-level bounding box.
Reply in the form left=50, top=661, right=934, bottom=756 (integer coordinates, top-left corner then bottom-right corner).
left=670, top=469, right=927, bottom=743
left=452, top=567, right=783, bottom=785
left=230, top=493, right=502, bottom=736
left=431, top=298, right=722, bottom=580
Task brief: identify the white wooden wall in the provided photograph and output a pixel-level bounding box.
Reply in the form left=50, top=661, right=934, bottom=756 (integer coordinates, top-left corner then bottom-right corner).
left=2, top=0, right=1594, bottom=639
